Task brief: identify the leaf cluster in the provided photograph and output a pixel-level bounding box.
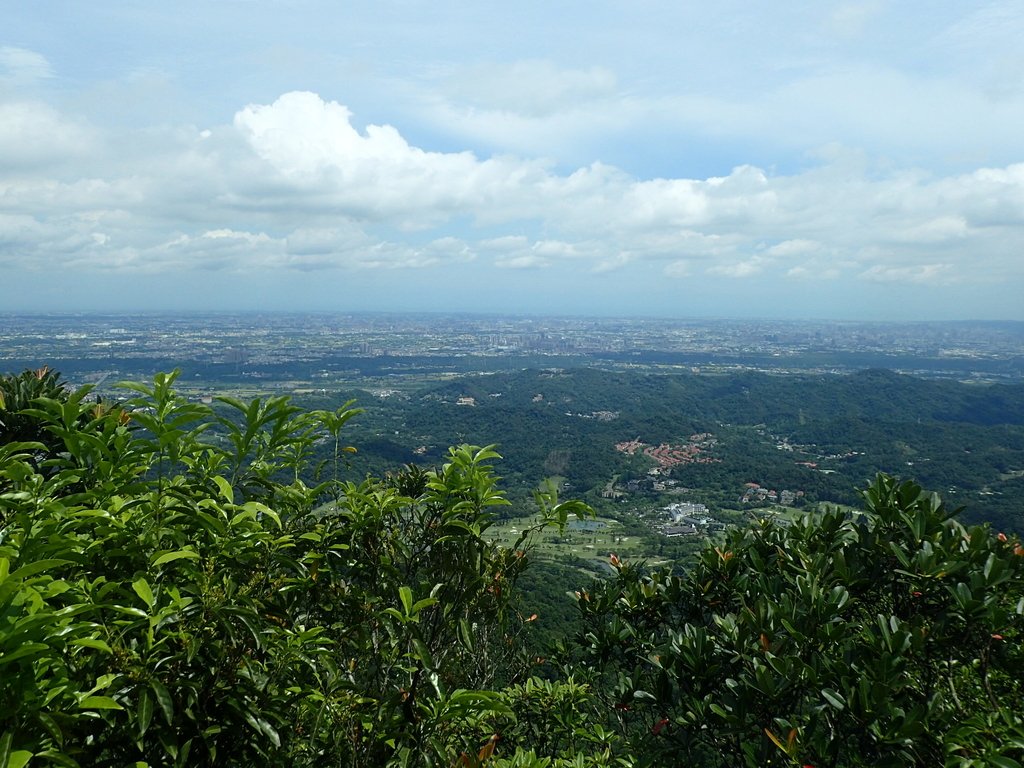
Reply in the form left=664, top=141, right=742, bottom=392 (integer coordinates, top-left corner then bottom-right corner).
left=562, top=476, right=1024, bottom=767
left=0, top=370, right=580, bottom=767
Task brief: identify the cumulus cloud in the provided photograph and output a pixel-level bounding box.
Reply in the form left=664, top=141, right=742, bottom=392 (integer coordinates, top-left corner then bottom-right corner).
left=233, top=91, right=552, bottom=226
left=708, top=256, right=771, bottom=279
left=0, top=101, right=96, bottom=171
left=482, top=236, right=550, bottom=270
left=2, top=90, right=1024, bottom=314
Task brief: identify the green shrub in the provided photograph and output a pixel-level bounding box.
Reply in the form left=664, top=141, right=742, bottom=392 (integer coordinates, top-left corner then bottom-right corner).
left=0, top=371, right=581, bottom=767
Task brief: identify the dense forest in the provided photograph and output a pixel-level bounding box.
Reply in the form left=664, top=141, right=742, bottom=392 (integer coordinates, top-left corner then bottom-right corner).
left=290, top=367, right=1024, bottom=532
left=1, top=368, right=1023, bottom=767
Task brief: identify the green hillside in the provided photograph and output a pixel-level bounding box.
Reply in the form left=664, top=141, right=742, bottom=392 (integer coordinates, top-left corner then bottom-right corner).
left=294, top=368, right=1024, bottom=532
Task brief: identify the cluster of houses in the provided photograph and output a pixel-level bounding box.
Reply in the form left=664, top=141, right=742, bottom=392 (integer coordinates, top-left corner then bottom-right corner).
left=740, top=482, right=804, bottom=506
left=614, top=433, right=721, bottom=470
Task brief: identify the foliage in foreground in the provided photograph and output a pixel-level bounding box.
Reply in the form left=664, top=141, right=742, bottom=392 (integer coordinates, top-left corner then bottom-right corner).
left=1, top=367, right=1023, bottom=768
left=565, top=476, right=1024, bottom=767
left=0, top=369, right=588, bottom=766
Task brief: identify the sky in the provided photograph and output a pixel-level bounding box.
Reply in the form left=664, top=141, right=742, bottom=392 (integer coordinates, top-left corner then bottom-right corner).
left=2, top=2, right=1024, bottom=320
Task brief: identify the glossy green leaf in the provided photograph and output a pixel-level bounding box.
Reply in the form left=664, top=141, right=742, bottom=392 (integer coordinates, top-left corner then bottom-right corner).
left=399, top=585, right=413, bottom=616
left=79, top=696, right=123, bottom=710
left=137, top=688, right=154, bottom=737
left=822, top=688, right=845, bottom=710
left=132, top=578, right=155, bottom=610
left=213, top=476, right=234, bottom=504
left=151, top=550, right=200, bottom=567
left=70, top=638, right=113, bottom=654
left=150, top=680, right=173, bottom=725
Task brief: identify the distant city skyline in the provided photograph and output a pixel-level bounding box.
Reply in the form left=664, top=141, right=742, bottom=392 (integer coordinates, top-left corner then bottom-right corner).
left=3, top=3, right=1024, bottom=320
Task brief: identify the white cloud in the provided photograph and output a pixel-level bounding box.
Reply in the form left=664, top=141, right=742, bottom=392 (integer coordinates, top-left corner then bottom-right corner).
left=0, top=212, right=45, bottom=252
left=766, top=239, right=820, bottom=257
left=285, top=225, right=371, bottom=258
left=708, top=256, right=771, bottom=279
left=0, top=47, right=54, bottom=84
left=4, top=2, right=1024, bottom=316
left=860, top=263, right=955, bottom=285
left=495, top=254, right=548, bottom=270
left=409, top=59, right=634, bottom=160
left=2, top=89, right=1024, bottom=317
left=787, top=264, right=842, bottom=281
left=533, top=240, right=585, bottom=259
left=890, top=216, right=968, bottom=244
left=592, top=251, right=634, bottom=273
left=0, top=101, right=96, bottom=171
left=233, top=91, right=553, bottom=227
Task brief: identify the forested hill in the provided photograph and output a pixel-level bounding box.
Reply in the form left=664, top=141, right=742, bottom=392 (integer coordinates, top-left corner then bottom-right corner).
left=419, top=367, right=1024, bottom=427
left=322, top=367, right=1024, bottom=530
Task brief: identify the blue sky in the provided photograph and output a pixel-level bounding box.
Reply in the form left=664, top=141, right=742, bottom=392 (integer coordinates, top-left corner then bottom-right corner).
left=2, top=1, right=1024, bottom=319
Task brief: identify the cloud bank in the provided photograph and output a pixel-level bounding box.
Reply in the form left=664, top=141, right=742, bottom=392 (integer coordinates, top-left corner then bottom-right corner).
left=2, top=89, right=1021, bottom=296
